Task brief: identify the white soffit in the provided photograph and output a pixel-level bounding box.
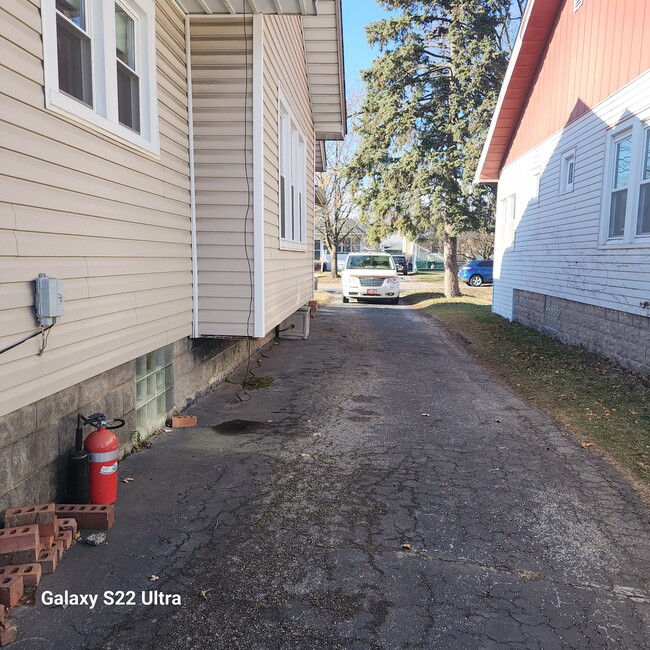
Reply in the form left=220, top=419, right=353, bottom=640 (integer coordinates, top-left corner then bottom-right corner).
left=302, top=0, right=346, bottom=140
left=176, top=0, right=346, bottom=142
left=175, top=0, right=317, bottom=15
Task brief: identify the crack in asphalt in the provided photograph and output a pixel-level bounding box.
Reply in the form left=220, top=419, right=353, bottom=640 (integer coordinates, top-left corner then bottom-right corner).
left=12, top=300, right=650, bottom=649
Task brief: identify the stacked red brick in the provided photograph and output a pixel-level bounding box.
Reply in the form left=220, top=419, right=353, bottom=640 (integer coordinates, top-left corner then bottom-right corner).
left=2, top=507, right=104, bottom=643
left=0, top=603, right=16, bottom=647
left=0, top=504, right=57, bottom=646
left=0, top=502, right=114, bottom=645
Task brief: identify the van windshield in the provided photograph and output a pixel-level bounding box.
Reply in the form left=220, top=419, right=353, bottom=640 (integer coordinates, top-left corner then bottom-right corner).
left=346, top=255, right=395, bottom=270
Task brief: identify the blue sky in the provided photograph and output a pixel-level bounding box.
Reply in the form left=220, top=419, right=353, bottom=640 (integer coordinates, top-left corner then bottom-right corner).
left=341, top=0, right=392, bottom=88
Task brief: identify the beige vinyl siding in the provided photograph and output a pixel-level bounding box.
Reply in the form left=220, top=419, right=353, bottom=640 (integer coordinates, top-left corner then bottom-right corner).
left=262, top=15, right=315, bottom=330
left=0, top=0, right=192, bottom=419
left=191, top=18, right=255, bottom=337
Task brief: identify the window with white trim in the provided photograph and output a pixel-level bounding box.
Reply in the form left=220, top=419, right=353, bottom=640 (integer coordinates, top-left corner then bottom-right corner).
left=637, top=129, right=650, bottom=235
left=531, top=168, right=541, bottom=205
left=55, top=0, right=93, bottom=106
left=609, top=132, right=632, bottom=238
left=42, top=0, right=158, bottom=153
left=279, top=95, right=306, bottom=245
left=115, top=4, right=140, bottom=132
left=560, top=150, right=575, bottom=193
left=496, top=193, right=516, bottom=248
left=600, top=119, right=650, bottom=246
left=507, top=193, right=516, bottom=247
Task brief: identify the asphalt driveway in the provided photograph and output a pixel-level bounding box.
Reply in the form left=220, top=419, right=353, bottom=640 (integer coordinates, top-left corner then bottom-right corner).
left=12, top=297, right=650, bottom=649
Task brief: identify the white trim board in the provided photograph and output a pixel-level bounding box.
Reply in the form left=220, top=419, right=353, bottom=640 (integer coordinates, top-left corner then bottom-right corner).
left=186, top=15, right=200, bottom=338
left=253, top=14, right=266, bottom=337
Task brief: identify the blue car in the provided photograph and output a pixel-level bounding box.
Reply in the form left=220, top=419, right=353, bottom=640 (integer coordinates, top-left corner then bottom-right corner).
left=458, top=259, right=493, bottom=287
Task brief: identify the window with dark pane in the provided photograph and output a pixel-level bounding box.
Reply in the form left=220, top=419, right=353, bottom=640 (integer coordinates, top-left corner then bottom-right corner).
left=278, top=99, right=306, bottom=244
left=609, top=136, right=631, bottom=238
left=115, top=4, right=140, bottom=133
left=279, top=111, right=289, bottom=238
left=637, top=130, right=650, bottom=235
left=56, top=0, right=92, bottom=106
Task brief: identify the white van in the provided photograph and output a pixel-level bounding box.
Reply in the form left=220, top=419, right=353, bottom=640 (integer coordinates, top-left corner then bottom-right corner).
left=341, top=253, right=400, bottom=304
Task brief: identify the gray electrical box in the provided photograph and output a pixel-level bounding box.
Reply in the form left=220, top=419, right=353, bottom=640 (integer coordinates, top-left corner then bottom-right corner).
left=278, top=306, right=311, bottom=340
left=35, top=274, right=64, bottom=326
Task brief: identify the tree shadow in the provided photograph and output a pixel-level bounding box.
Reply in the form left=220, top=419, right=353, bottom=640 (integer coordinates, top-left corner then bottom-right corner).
left=400, top=291, right=445, bottom=305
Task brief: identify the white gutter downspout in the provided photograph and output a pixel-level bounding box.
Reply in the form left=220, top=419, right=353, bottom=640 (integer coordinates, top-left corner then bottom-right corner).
left=185, top=15, right=200, bottom=338
left=253, top=14, right=266, bottom=337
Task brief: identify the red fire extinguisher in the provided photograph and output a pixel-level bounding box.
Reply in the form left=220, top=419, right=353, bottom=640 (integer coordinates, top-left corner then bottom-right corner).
left=82, top=413, right=124, bottom=505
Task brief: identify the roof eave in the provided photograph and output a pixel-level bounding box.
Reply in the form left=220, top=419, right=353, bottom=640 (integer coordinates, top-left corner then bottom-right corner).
left=303, top=0, right=347, bottom=145
left=474, top=0, right=563, bottom=184
left=174, top=0, right=318, bottom=15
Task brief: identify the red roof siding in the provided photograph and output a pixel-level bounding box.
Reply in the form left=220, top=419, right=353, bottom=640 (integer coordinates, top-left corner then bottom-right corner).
left=503, top=0, right=650, bottom=168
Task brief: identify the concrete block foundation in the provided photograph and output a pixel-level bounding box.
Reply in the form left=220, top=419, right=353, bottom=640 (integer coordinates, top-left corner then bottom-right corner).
left=513, top=290, right=650, bottom=376
left=0, top=333, right=274, bottom=519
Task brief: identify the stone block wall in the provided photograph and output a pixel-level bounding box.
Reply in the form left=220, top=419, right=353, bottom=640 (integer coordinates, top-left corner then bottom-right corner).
left=513, top=290, right=650, bottom=376
left=0, top=332, right=273, bottom=517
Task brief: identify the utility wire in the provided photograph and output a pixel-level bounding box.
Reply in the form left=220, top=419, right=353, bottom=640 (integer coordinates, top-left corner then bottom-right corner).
left=238, top=2, right=254, bottom=402
left=0, top=325, right=53, bottom=356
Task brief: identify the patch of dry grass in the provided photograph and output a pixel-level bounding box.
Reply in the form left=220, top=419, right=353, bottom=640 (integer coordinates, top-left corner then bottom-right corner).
left=315, top=272, right=341, bottom=285
left=406, top=288, right=650, bottom=490
left=314, top=290, right=333, bottom=307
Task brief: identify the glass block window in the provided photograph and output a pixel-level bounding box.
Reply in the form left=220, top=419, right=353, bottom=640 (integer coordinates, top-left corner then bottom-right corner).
left=136, top=346, right=173, bottom=429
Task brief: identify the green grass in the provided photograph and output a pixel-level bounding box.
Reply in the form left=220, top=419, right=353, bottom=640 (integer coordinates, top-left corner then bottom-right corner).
left=405, top=288, right=650, bottom=489
left=242, top=375, right=274, bottom=390
left=409, top=270, right=445, bottom=283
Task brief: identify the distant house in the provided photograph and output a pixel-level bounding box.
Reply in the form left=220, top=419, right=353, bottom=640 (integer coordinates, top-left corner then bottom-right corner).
left=476, top=0, right=650, bottom=375
left=0, top=0, right=345, bottom=510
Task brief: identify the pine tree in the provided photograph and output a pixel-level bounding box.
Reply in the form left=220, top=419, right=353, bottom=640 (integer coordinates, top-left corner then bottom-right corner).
left=348, top=0, right=515, bottom=296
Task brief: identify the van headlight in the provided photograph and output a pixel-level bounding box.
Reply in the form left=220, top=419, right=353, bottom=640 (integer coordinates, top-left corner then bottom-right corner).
left=344, top=276, right=359, bottom=286
left=386, top=277, right=398, bottom=285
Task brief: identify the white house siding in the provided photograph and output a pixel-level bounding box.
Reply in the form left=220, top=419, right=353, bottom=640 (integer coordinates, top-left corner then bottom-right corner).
left=0, top=0, right=192, bottom=419
left=493, top=71, right=650, bottom=323
left=190, top=18, right=255, bottom=337
left=262, top=14, right=315, bottom=330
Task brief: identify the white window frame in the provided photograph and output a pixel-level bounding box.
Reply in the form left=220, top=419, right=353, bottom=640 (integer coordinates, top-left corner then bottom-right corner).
left=531, top=167, right=541, bottom=205
left=278, top=89, right=307, bottom=249
left=507, top=193, right=517, bottom=248
left=496, top=193, right=517, bottom=249
left=560, top=149, right=575, bottom=194
left=599, top=117, right=650, bottom=248
left=636, top=128, right=650, bottom=237
left=115, top=1, right=141, bottom=133
left=41, top=0, right=159, bottom=155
